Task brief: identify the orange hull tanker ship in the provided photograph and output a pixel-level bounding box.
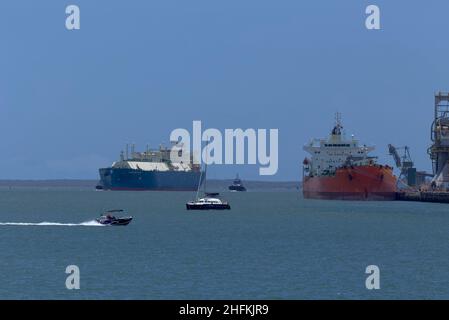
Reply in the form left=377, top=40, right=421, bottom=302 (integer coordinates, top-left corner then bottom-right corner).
left=302, top=114, right=397, bottom=200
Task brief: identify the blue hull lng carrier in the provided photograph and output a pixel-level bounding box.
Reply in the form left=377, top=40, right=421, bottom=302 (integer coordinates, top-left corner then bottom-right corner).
left=97, top=144, right=204, bottom=191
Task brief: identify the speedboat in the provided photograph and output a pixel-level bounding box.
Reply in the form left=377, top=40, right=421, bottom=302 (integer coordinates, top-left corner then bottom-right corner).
left=186, top=193, right=231, bottom=210
left=96, top=210, right=133, bottom=226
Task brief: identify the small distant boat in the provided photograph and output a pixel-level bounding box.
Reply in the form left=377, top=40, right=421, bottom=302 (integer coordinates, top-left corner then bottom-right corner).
left=186, top=192, right=231, bottom=210
left=186, top=139, right=231, bottom=210
left=228, top=174, right=246, bottom=192
left=96, top=210, right=133, bottom=226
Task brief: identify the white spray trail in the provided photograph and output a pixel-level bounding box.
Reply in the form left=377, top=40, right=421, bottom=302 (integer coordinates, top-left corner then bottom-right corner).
left=0, top=220, right=104, bottom=227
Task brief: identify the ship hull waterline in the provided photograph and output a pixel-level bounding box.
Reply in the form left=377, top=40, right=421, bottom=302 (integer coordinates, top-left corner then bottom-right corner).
left=98, top=168, right=205, bottom=191
left=303, top=165, right=397, bottom=201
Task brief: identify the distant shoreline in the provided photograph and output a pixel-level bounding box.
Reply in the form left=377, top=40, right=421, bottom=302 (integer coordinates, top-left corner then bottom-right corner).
left=0, top=179, right=301, bottom=191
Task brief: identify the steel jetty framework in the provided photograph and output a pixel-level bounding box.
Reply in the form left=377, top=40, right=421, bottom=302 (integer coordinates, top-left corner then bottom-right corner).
left=397, top=92, right=449, bottom=203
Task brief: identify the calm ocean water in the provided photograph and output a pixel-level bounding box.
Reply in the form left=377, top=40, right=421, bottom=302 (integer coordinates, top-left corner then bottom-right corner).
left=0, top=188, right=449, bottom=299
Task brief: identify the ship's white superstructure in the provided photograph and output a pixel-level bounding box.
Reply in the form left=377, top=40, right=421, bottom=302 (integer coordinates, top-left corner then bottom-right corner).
left=303, top=114, right=375, bottom=176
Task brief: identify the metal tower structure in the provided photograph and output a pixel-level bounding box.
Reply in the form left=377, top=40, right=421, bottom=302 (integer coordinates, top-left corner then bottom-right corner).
left=388, top=144, right=414, bottom=186
left=428, top=92, right=449, bottom=189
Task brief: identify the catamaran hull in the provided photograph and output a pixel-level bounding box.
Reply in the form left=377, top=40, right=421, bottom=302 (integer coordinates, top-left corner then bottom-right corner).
left=186, top=203, right=231, bottom=210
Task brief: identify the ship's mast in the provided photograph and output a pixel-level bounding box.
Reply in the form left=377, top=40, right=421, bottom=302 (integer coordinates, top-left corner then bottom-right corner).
left=332, top=112, right=343, bottom=135
left=203, top=137, right=208, bottom=194
left=335, top=112, right=341, bottom=127
left=195, top=137, right=209, bottom=200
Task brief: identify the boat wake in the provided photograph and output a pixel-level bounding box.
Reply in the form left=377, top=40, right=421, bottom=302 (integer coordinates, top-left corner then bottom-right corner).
left=0, top=220, right=104, bottom=227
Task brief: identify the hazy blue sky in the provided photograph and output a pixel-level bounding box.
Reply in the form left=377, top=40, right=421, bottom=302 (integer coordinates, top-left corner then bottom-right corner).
left=1, top=0, right=448, bottom=180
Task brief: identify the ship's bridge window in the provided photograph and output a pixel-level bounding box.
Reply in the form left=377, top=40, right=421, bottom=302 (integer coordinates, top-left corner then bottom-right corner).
left=324, top=144, right=351, bottom=147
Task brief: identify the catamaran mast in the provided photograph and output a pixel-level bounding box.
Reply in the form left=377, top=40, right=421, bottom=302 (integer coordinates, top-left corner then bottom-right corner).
left=203, top=138, right=209, bottom=194
left=195, top=137, right=209, bottom=200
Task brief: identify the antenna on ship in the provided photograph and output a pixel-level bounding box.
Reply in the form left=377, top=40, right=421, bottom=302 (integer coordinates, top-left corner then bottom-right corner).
left=332, top=112, right=343, bottom=135
left=335, top=112, right=342, bottom=127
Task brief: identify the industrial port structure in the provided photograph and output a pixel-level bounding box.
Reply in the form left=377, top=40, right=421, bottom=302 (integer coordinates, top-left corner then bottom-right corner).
left=397, top=92, right=449, bottom=203
left=428, top=92, right=449, bottom=189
